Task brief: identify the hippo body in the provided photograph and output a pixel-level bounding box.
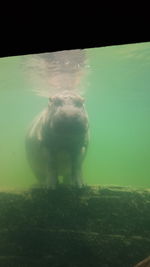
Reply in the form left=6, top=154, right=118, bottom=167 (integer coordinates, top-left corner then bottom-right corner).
left=26, top=91, right=89, bottom=188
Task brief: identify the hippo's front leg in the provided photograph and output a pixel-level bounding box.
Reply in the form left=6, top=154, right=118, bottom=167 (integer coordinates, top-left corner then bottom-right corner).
left=46, top=155, right=58, bottom=189
left=46, top=168, right=58, bottom=189
left=71, top=152, right=84, bottom=187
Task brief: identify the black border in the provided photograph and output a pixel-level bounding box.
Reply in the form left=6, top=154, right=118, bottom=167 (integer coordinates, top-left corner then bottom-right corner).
left=1, top=34, right=149, bottom=58
left=0, top=7, right=149, bottom=58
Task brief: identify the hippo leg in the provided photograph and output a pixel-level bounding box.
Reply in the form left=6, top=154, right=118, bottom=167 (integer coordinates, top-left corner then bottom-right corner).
left=46, top=171, right=58, bottom=189
left=46, top=157, right=59, bottom=189
left=33, top=170, right=47, bottom=187
left=63, top=174, right=71, bottom=185
left=71, top=154, right=84, bottom=187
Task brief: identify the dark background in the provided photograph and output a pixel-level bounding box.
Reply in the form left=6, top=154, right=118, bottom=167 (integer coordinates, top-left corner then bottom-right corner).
left=0, top=5, right=149, bottom=58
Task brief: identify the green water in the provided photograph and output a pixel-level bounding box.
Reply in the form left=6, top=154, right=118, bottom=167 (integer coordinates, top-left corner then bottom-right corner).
left=0, top=42, right=150, bottom=189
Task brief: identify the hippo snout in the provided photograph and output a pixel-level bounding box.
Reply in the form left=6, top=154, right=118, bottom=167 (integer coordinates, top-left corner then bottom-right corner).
left=51, top=108, right=87, bottom=133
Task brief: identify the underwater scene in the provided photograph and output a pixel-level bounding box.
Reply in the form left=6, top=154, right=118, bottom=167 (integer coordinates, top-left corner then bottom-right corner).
left=0, top=43, right=150, bottom=266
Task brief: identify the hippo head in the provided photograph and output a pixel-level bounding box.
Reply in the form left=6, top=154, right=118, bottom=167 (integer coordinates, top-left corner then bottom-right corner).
left=48, top=91, right=88, bottom=134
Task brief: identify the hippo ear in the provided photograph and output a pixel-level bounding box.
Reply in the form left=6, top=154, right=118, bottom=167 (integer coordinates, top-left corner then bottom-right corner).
left=80, top=96, right=85, bottom=103
left=48, top=97, right=52, bottom=105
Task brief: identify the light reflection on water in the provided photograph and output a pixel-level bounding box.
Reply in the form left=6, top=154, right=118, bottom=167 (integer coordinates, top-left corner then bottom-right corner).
left=22, top=49, right=90, bottom=97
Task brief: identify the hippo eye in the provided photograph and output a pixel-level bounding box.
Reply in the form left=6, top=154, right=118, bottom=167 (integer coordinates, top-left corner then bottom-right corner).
left=53, top=97, right=63, bottom=106
left=74, top=98, right=84, bottom=107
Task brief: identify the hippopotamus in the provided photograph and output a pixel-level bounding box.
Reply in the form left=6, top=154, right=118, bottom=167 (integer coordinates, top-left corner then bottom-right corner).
left=25, top=91, right=89, bottom=188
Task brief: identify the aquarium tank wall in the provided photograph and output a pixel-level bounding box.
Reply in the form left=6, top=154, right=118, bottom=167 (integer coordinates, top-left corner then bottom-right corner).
left=0, top=42, right=150, bottom=189
left=1, top=43, right=150, bottom=267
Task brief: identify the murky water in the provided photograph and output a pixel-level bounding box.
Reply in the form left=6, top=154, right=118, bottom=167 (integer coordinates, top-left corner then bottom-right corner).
left=0, top=42, right=150, bottom=189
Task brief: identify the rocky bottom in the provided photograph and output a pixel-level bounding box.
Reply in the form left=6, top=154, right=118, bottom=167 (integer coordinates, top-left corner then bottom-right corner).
left=0, top=185, right=150, bottom=267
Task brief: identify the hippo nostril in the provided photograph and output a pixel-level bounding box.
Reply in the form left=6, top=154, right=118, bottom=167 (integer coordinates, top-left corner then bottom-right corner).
left=52, top=110, right=87, bottom=133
